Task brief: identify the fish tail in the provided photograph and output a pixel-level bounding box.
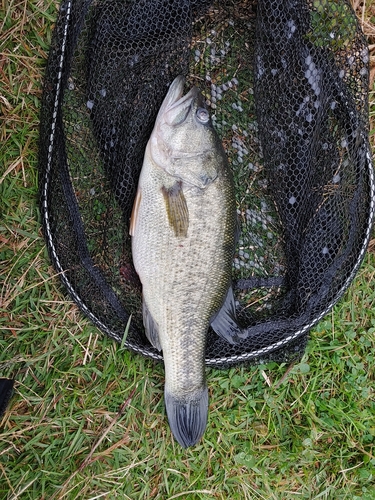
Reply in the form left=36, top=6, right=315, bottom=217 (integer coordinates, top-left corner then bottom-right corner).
left=164, top=386, right=208, bottom=448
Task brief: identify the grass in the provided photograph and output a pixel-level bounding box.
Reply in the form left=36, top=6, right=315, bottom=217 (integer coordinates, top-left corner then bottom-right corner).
left=1, top=0, right=375, bottom=498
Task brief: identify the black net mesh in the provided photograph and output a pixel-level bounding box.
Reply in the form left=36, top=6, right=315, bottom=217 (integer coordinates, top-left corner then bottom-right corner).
left=39, top=0, right=374, bottom=368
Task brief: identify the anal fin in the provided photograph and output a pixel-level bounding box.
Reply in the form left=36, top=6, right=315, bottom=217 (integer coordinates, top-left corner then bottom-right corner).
left=143, top=300, right=162, bottom=351
left=210, top=286, right=247, bottom=344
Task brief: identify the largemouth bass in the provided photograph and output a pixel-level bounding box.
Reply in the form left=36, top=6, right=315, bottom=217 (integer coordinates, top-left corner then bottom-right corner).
left=130, top=76, right=239, bottom=447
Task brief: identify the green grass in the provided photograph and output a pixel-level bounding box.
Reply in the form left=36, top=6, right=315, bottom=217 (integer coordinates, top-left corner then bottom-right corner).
left=1, top=1, right=375, bottom=498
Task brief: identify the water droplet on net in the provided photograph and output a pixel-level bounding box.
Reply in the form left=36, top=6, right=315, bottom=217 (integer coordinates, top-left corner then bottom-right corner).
left=287, top=19, right=296, bottom=37
left=348, top=56, right=355, bottom=67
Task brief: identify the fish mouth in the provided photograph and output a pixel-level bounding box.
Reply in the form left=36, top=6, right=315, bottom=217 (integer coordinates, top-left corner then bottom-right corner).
left=160, top=76, right=202, bottom=126
left=167, top=79, right=199, bottom=110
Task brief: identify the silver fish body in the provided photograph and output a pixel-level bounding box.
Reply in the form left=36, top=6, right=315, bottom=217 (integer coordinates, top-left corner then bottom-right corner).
left=130, top=76, right=237, bottom=447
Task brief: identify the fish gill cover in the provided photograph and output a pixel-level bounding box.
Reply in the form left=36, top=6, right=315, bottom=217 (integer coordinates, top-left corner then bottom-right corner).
left=39, top=0, right=374, bottom=368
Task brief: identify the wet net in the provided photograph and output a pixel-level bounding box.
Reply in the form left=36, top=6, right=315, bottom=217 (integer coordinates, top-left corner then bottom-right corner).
left=39, top=0, right=374, bottom=368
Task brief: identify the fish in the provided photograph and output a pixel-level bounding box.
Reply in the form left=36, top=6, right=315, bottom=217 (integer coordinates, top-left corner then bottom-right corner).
left=130, top=76, right=240, bottom=447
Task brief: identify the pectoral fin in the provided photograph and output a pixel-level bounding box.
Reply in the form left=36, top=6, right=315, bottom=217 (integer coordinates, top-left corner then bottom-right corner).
left=129, top=188, right=142, bottom=236
left=143, top=300, right=162, bottom=351
left=161, top=181, right=189, bottom=237
left=210, top=286, right=246, bottom=344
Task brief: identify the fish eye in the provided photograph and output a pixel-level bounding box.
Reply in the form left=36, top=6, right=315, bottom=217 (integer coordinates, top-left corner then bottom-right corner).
left=196, top=107, right=210, bottom=123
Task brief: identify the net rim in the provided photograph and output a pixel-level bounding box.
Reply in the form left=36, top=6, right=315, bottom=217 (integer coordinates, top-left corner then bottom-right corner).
left=39, top=0, right=375, bottom=368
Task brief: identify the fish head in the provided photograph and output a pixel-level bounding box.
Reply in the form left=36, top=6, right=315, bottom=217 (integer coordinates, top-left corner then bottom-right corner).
left=149, top=76, right=224, bottom=188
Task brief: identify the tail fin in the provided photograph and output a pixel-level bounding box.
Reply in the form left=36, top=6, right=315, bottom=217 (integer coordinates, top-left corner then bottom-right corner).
left=164, top=387, right=208, bottom=448
left=0, top=379, right=14, bottom=418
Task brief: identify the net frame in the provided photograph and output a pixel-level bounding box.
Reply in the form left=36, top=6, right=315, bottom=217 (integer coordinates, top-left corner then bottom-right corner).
left=39, top=0, right=375, bottom=368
